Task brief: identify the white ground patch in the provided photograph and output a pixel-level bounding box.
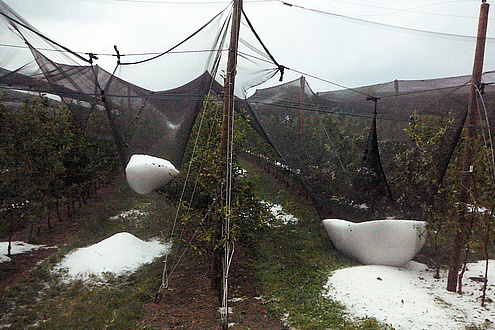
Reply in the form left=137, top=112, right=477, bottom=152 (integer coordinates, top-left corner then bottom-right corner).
left=0, top=241, right=48, bottom=263
left=55, top=232, right=170, bottom=281
left=323, top=260, right=495, bottom=329
left=109, top=209, right=149, bottom=221
left=262, top=201, right=299, bottom=226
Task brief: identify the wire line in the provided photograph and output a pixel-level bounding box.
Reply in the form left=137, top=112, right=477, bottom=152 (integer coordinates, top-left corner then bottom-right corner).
left=279, top=0, right=495, bottom=42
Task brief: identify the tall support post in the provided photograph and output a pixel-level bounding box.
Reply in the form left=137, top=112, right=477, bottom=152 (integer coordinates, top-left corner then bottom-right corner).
left=101, top=91, right=128, bottom=171
left=299, top=76, right=306, bottom=134
left=215, top=1, right=242, bottom=329
left=446, top=0, right=489, bottom=292
left=221, top=2, right=241, bottom=159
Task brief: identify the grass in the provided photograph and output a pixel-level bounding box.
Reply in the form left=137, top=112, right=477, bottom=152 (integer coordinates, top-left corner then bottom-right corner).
left=1, top=163, right=390, bottom=329
left=244, top=160, right=390, bottom=329
left=0, top=178, right=173, bottom=329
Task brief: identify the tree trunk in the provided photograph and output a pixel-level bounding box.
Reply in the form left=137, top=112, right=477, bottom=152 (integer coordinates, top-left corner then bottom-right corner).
left=7, top=210, right=13, bottom=257
left=56, top=199, right=63, bottom=222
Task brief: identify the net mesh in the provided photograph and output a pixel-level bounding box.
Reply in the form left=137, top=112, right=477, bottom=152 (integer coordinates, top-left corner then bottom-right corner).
left=245, top=73, right=495, bottom=220
left=0, top=1, right=281, bottom=170
left=1, top=0, right=494, bottom=221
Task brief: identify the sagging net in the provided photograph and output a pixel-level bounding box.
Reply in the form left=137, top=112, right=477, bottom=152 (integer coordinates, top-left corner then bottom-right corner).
left=0, top=0, right=281, bottom=170
left=245, top=73, right=495, bottom=220
left=1, top=0, right=494, bottom=222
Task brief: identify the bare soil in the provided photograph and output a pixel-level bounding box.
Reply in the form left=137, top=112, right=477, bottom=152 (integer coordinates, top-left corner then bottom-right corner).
left=0, top=181, right=119, bottom=290
left=146, top=250, right=287, bottom=329
left=0, top=177, right=288, bottom=329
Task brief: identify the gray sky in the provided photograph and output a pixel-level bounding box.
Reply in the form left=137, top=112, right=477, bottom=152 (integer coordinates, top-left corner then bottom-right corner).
left=4, top=0, right=495, bottom=93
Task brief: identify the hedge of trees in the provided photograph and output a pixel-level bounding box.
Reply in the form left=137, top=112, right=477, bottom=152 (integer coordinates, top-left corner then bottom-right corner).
left=0, top=96, right=119, bottom=244
left=247, top=99, right=495, bottom=287
left=394, top=111, right=495, bottom=282
left=162, top=98, right=270, bottom=293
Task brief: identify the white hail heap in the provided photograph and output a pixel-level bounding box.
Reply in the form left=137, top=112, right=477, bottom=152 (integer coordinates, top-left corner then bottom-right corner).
left=322, top=219, right=427, bottom=267
left=125, top=154, right=179, bottom=195
left=56, top=232, right=170, bottom=280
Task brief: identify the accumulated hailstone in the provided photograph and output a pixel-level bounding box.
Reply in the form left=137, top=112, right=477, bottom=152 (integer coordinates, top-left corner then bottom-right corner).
left=324, top=260, right=495, bottom=329
left=322, top=219, right=426, bottom=267
left=0, top=241, right=46, bottom=263
left=125, top=154, right=179, bottom=195
left=262, top=202, right=299, bottom=225
left=56, top=232, right=170, bottom=280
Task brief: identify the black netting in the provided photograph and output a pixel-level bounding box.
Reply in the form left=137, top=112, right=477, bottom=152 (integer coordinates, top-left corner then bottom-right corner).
left=0, top=0, right=281, bottom=172
left=245, top=74, right=495, bottom=220
left=351, top=115, right=393, bottom=209
left=2, top=0, right=495, bottom=220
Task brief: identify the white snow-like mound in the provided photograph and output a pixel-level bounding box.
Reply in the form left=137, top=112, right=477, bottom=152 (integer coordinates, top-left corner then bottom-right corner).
left=56, top=232, right=170, bottom=280
left=324, top=261, right=495, bottom=329
left=261, top=201, right=299, bottom=226
left=125, top=154, right=179, bottom=195
left=322, top=219, right=426, bottom=267
left=0, top=241, right=46, bottom=263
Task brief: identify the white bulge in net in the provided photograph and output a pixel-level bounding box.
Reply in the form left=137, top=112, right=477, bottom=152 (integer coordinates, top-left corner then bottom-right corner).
left=125, top=154, right=179, bottom=195
left=322, top=219, right=426, bottom=267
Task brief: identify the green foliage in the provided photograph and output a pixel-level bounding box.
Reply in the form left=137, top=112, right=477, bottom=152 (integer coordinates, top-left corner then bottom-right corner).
left=244, top=161, right=390, bottom=329
left=163, top=98, right=268, bottom=257
left=393, top=110, right=495, bottom=270
left=242, top=90, right=377, bottom=219
left=390, top=112, right=458, bottom=218
left=2, top=252, right=159, bottom=329
left=0, top=96, right=119, bottom=237
left=0, top=177, right=174, bottom=329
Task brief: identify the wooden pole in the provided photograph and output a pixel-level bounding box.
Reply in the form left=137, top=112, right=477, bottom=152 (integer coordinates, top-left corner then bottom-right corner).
left=8, top=209, right=13, bottom=257
left=446, top=0, right=489, bottom=292
left=216, top=1, right=242, bottom=329
left=220, top=1, right=241, bottom=161
left=299, top=76, right=305, bottom=134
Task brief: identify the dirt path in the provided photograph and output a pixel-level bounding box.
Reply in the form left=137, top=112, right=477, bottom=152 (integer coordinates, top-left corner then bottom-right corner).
left=1, top=176, right=288, bottom=329
left=0, top=180, right=121, bottom=291
left=146, top=249, right=288, bottom=329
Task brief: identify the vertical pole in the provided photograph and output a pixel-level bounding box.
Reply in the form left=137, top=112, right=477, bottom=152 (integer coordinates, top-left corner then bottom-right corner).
left=8, top=209, right=13, bottom=257
left=218, top=1, right=242, bottom=329
left=299, top=76, right=305, bottom=134
left=446, top=0, right=489, bottom=292
left=101, top=91, right=128, bottom=171
left=221, top=1, right=241, bottom=160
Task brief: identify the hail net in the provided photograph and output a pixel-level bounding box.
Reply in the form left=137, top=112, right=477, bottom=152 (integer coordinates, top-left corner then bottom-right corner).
left=245, top=73, right=495, bottom=220
left=0, top=1, right=280, bottom=169
left=1, top=0, right=495, bottom=222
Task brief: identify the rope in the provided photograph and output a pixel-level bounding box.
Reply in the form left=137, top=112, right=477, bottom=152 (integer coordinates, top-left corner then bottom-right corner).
left=474, top=83, right=495, bottom=181
left=157, top=95, right=220, bottom=296
left=278, top=0, right=495, bottom=42
left=157, top=14, right=228, bottom=296
left=162, top=19, right=229, bottom=282
left=0, top=10, right=92, bottom=64
left=120, top=5, right=229, bottom=66
left=220, top=2, right=241, bottom=325
left=240, top=7, right=285, bottom=81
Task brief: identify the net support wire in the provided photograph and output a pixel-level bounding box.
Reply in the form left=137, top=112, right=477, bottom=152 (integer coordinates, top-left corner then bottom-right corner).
left=221, top=84, right=236, bottom=326
left=149, top=4, right=231, bottom=296
left=155, top=93, right=222, bottom=302
left=473, top=81, right=495, bottom=181
left=155, top=34, right=226, bottom=300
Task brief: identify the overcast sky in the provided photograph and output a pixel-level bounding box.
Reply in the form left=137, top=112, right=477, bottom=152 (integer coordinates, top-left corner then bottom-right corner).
left=3, top=0, right=495, bottom=93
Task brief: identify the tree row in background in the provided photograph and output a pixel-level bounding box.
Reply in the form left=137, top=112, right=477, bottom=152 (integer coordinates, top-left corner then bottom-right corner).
left=243, top=92, right=495, bottom=289
left=0, top=95, right=119, bottom=243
